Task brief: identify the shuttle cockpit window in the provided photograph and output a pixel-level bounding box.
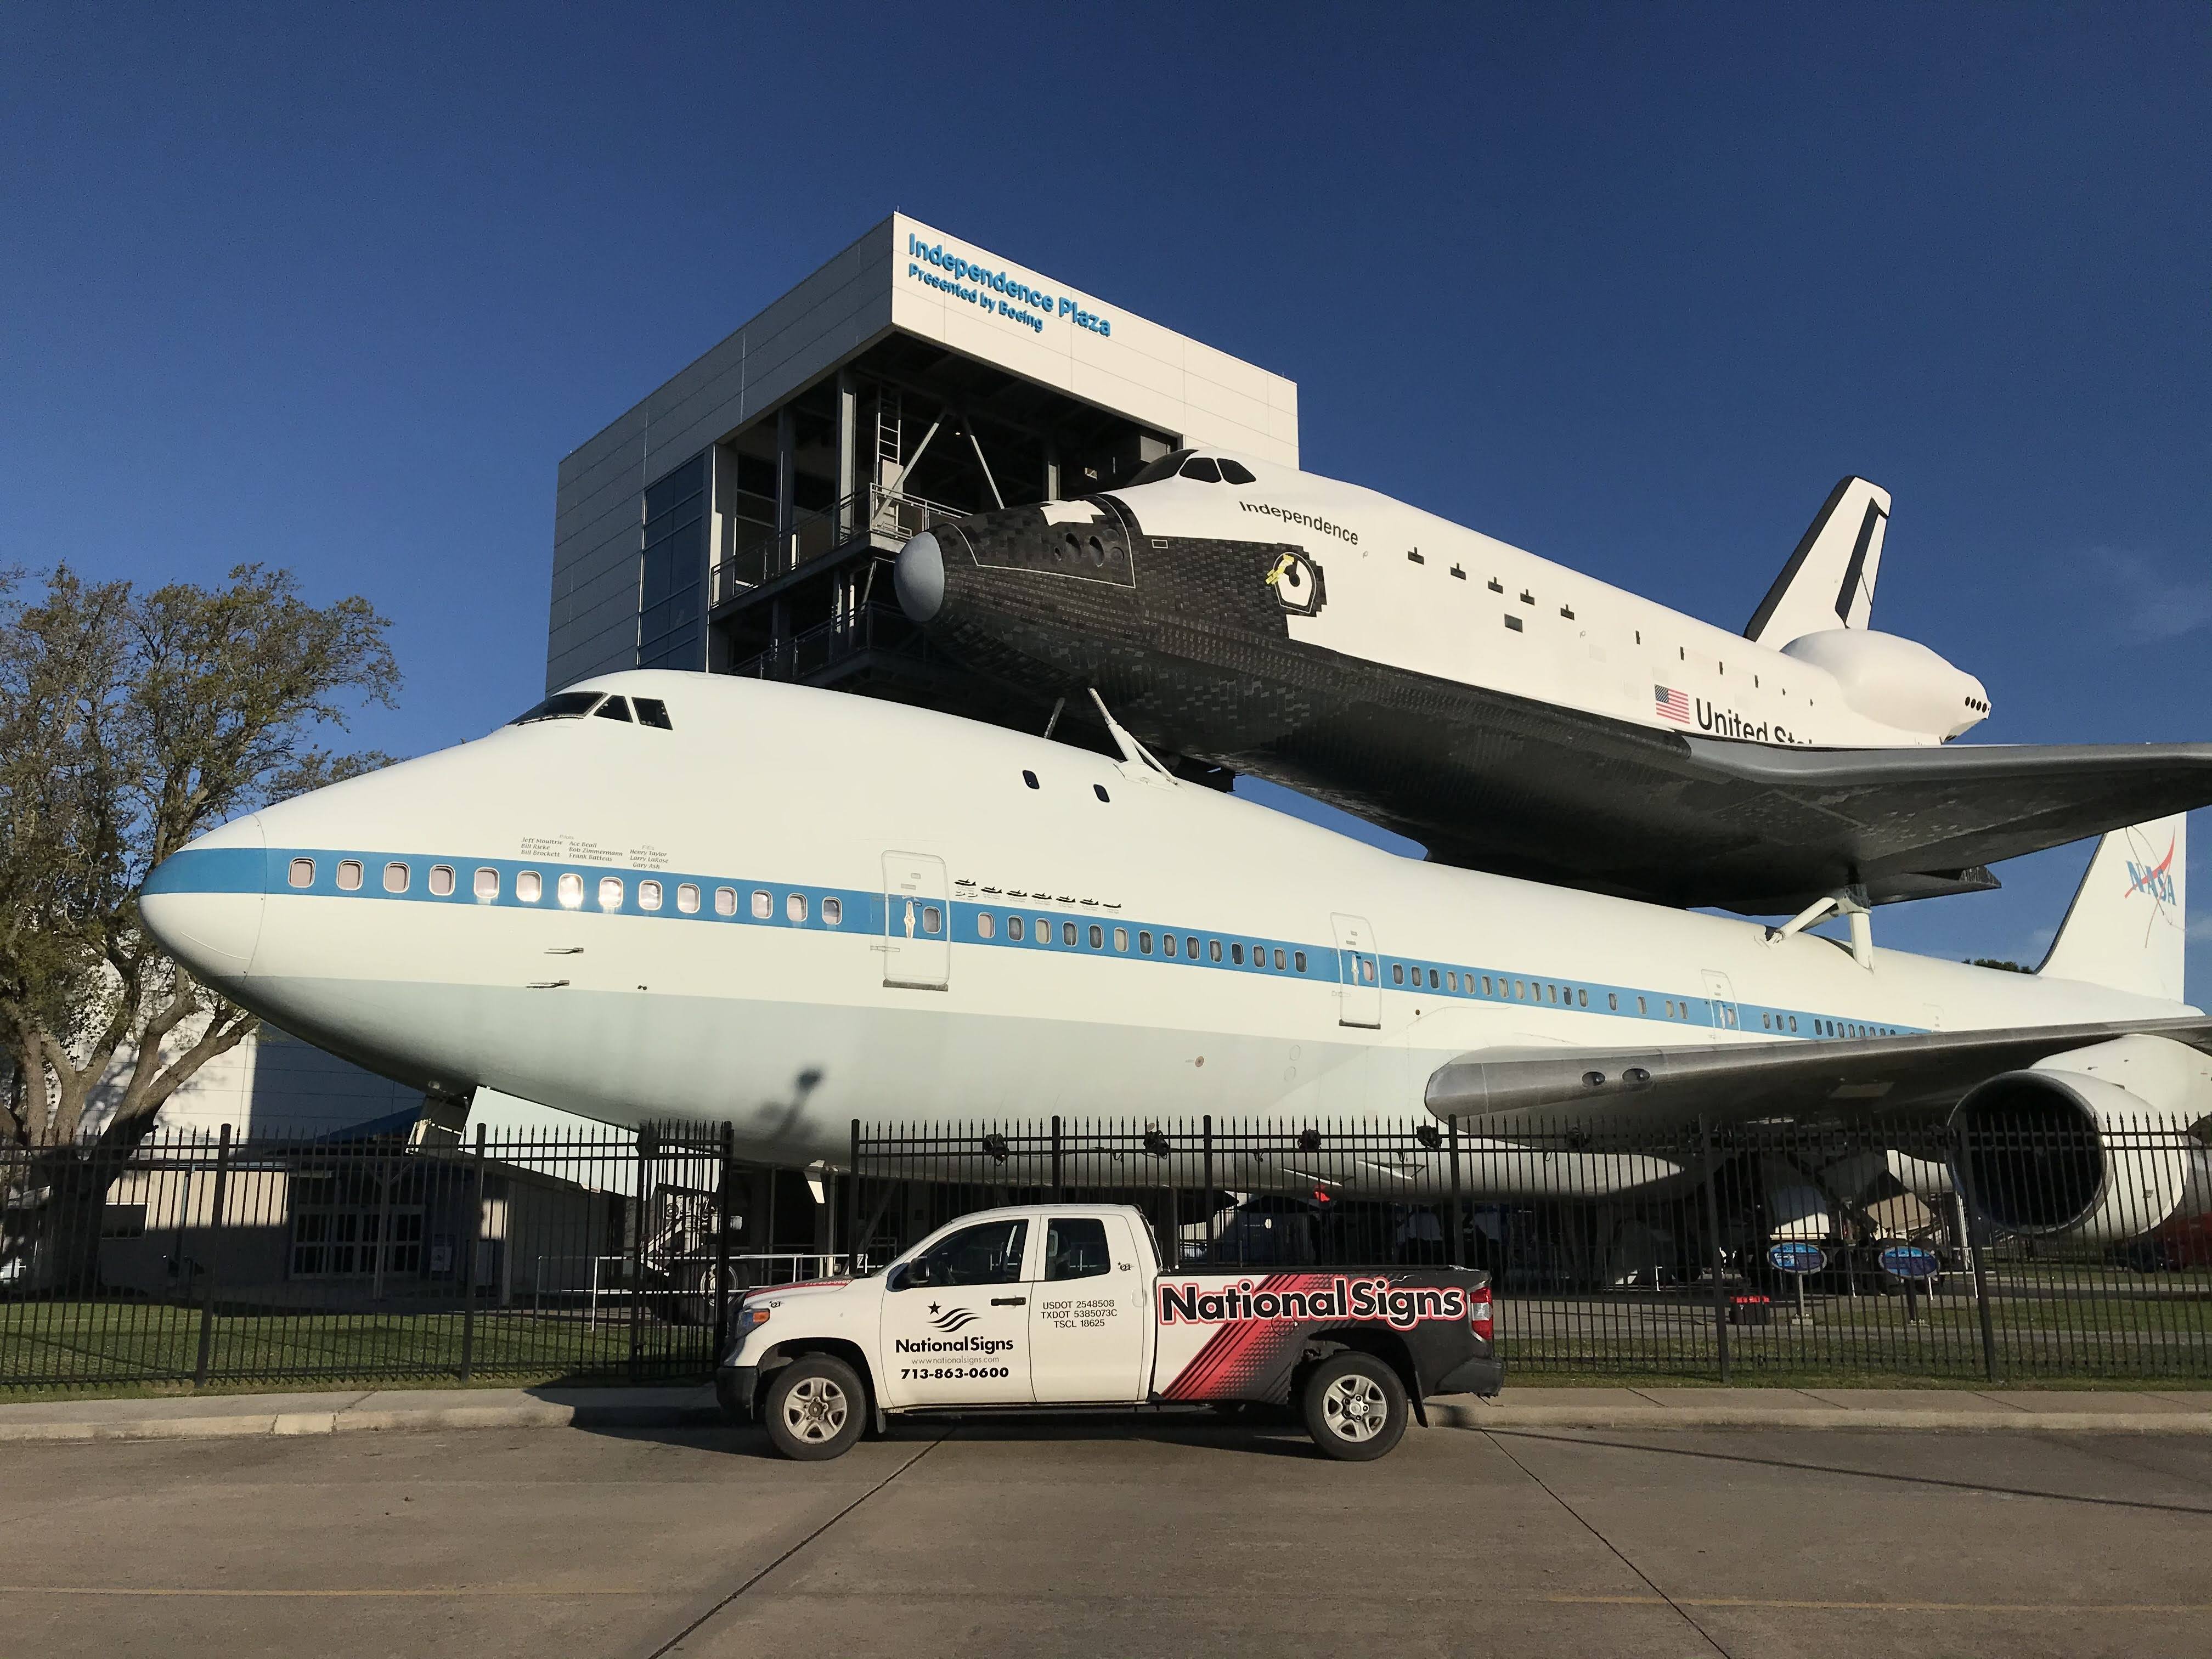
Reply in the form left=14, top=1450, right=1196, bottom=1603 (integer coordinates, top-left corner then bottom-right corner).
left=1125, top=449, right=1194, bottom=486
left=593, top=696, right=633, bottom=723
left=510, top=691, right=602, bottom=724
left=1217, top=458, right=1256, bottom=485
left=1179, top=455, right=1223, bottom=483
left=632, top=697, right=672, bottom=729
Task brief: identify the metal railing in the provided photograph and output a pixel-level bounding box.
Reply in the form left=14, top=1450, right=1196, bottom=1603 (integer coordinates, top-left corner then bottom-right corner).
left=714, top=484, right=969, bottom=603
left=730, top=602, right=940, bottom=682
left=848, top=1112, right=2212, bottom=1385
left=0, top=1121, right=763, bottom=1392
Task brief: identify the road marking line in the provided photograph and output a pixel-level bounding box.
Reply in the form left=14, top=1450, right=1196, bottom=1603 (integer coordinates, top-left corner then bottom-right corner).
left=0, top=1586, right=654, bottom=1598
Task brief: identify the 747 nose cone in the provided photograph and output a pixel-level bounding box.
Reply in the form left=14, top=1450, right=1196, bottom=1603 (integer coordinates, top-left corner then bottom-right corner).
left=894, top=532, right=945, bottom=623
left=139, top=813, right=267, bottom=985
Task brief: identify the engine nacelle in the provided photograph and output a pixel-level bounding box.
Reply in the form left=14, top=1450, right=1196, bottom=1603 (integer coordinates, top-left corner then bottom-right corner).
left=1779, top=629, right=1989, bottom=740
left=1954, top=1036, right=2212, bottom=1245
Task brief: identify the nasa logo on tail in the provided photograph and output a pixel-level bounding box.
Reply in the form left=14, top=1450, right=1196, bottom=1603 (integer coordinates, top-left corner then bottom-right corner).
left=1265, top=550, right=1326, bottom=617
left=2124, top=833, right=2179, bottom=913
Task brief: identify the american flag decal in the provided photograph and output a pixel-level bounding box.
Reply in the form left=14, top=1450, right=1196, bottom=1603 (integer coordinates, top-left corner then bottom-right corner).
left=1655, top=685, right=1690, bottom=723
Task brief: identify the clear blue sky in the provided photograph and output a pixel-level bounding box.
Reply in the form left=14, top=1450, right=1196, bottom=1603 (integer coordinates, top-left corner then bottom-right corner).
left=4, top=4, right=2206, bottom=985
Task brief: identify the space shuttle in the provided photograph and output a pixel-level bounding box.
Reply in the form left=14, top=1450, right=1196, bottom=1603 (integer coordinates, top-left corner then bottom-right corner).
left=893, top=456, right=2212, bottom=915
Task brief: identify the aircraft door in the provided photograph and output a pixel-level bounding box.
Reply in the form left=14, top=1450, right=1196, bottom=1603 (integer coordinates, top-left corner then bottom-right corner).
left=1702, top=969, right=1740, bottom=1031
left=1332, top=913, right=1382, bottom=1028
left=882, top=851, right=950, bottom=990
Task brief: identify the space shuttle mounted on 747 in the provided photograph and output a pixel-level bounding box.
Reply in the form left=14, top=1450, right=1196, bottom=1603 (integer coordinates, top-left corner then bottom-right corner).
left=893, top=456, right=2212, bottom=915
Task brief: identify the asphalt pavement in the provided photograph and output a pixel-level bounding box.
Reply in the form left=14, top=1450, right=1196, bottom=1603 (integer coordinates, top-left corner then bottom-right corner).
left=7, top=1413, right=2212, bottom=1658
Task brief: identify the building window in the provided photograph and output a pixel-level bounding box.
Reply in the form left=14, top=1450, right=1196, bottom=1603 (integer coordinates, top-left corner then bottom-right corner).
left=639, top=880, right=663, bottom=912
left=598, top=877, right=624, bottom=910
left=715, top=886, right=737, bottom=916
left=639, top=452, right=707, bottom=672
left=428, top=865, right=455, bottom=897
left=337, top=859, right=362, bottom=891
left=677, top=883, right=699, bottom=913
left=383, top=862, right=409, bottom=894
left=474, top=867, right=499, bottom=901
left=787, top=893, right=808, bottom=923
left=978, top=912, right=996, bottom=939
left=557, top=872, right=584, bottom=909
left=517, top=870, right=542, bottom=903
left=288, top=858, right=314, bottom=888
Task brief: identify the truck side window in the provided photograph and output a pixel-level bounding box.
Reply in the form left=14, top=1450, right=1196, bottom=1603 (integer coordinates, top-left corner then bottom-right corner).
left=896, top=1219, right=1029, bottom=1289
left=1044, top=1218, right=1111, bottom=1281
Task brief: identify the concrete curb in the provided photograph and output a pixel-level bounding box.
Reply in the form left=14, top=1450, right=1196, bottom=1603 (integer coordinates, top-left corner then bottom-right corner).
left=0, top=1389, right=727, bottom=1446
left=1425, top=1402, right=2212, bottom=1435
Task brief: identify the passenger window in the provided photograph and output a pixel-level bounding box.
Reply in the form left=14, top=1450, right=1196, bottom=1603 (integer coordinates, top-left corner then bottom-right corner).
left=1089, top=924, right=1103, bottom=949
left=1294, top=951, right=1306, bottom=973
left=787, top=893, right=808, bottom=923
left=516, top=870, right=542, bottom=903
left=1163, top=933, right=1176, bottom=957
left=677, top=883, right=700, bottom=913
left=1484, top=977, right=1494, bottom=995
left=978, top=912, right=996, bottom=939
left=557, top=872, right=584, bottom=909
left=1186, top=936, right=1199, bottom=958
left=1231, top=943, right=1244, bottom=964
left=593, top=696, right=633, bottom=722
left=639, top=880, right=663, bottom=912
left=1008, top=916, right=1024, bottom=941
left=922, top=906, right=942, bottom=936
left=1044, top=1217, right=1111, bottom=1281
left=1608, top=992, right=1619, bottom=1011
left=1392, top=964, right=1404, bottom=986
left=1273, top=948, right=1286, bottom=970
left=715, top=886, right=737, bottom=916
left=598, top=877, right=624, bottom=910
left=632, top=697, right=672, bottom=729
left=428, top=865, right=455, bottom=897
left=383, top=862, right=409, bottom=894
left=752, top=890, right=771, bottom=919
left=1358, top=958, right=1376, bottom=985
left=1638, top=996, right=1648, bottom=1015
left=1429, top=968, right=1440, bottom=989
left=1447, top=971, right=1458, bottom=992
left=1139, top=931, right=1153, bottom=954
left=896, top=1218, right=1028, bottom=1289
left=474, top=867, right=499, bottom=901
left=1578, top=989, right=1588, bottom=1007
left=1037, top=917, right=1051, bottom=942
left=1114, top=927, right=1128, bottom=952
left=1180, top=456, right=1223, bottom=482
left=288, top=858, right=314, bottom=888
left=1209, top=939, right=1222, bottom=963
left=1062, top=921, right=1076, bottom=946
left=1218, top=459, right=1256, bottom=485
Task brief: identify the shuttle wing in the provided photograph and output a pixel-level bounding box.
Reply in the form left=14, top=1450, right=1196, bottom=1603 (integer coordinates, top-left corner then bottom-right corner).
left=1424, top=1017, right=2212, bottom=1135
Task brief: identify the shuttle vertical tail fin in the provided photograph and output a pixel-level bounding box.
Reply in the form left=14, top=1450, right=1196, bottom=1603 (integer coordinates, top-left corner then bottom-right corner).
left=1745, top=477, right=1892, bottom=644
left=2038, top=814, right=2190, bottom=1003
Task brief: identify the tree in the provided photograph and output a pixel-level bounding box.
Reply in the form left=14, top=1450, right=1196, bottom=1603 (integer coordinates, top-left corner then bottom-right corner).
left=1967, top=958, right=2032, bottom=974
left=0, top=563, right=398, bottom=1290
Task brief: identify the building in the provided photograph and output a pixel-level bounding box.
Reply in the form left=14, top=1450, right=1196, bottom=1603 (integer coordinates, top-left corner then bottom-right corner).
left=544, top=213, right=1298, bottom=727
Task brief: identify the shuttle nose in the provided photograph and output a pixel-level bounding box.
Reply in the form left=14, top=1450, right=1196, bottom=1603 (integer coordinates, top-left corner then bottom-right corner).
left=139, top=813, right=267, bottom=986
left=894, top=531, right=945, bottom=623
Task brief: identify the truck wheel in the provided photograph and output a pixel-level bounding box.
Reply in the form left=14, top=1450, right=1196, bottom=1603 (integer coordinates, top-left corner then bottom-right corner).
left=762, top=1356, right=866, bottom=1461
left=1301, top=1352, right=1407, bottom=1462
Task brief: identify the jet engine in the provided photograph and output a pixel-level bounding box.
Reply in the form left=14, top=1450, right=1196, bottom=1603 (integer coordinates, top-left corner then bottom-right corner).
left=1778, top=629, right=1989, bottom=740
left=1954, top=1035, right=2212, bottom=1244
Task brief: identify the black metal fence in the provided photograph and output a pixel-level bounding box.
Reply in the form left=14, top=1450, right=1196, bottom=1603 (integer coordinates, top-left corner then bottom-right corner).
left=848, top=1112, right=2212, bottom=1385
left=0, top=1122, right=848, bottom=1393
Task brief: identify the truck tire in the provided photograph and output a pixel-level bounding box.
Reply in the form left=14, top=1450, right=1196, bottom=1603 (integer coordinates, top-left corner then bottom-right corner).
left=1301, top=1351, right=1407, bottom=1462
left=762, top=1355, right=866, bottom=1461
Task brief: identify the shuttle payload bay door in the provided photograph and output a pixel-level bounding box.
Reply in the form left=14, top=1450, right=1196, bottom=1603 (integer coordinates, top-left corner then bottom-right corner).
left=882, top=851, right=950, bottom=990
left=1332, top=913, right=1382, bottom=1029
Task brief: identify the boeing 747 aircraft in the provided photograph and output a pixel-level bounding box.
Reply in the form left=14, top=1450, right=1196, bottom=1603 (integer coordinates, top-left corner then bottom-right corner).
left=142, top=672, right=2211, bottom=1246
left=891, top=458, right=2212, bottom=915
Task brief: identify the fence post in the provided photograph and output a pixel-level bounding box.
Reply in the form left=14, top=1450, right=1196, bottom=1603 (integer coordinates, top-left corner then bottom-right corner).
left=459, top=1124, right=486, bottom=1383
left=715, top=1122, right=736, bottom=1355
left=191, top=1123, right=233, bottom=1388
left=1951, top=1117, right=2000, bottom=1384
left=845, top=1119, right=860, bottom=1268
left=1052, top=1115, right=1064, bottom=1200
left=1448, top=1120, right=1464, bottom=1269
left=628, top=1126, right=653, bottom=1384
left=1201, top=1116, right=1213, bottom=1253
left=1699, top=1116, right=1730, bottom=1385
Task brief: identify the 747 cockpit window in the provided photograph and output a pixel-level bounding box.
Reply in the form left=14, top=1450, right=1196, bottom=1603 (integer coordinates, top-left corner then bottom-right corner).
left=510, top=691, right=602, bottom=724
left=593, top=696, right=633, bottom=722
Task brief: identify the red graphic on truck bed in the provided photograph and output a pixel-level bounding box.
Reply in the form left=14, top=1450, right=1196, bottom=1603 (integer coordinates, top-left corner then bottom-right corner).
left=1157, top=1273, right=1338, bottom=1400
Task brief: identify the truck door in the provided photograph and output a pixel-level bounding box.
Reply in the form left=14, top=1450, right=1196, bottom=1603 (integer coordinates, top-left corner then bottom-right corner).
left=1332, top=913, right=1381, bottom=1029
left=878, top=1216, right=1034, bottom=1407
left=1028, top=1213, right=1148, bottom=1403
left=882, top=851, right=950, bottom=990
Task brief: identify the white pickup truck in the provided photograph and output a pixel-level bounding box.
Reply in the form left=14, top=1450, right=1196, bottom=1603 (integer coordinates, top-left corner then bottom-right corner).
left=716, top=1202, right=1501, bottom=1462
